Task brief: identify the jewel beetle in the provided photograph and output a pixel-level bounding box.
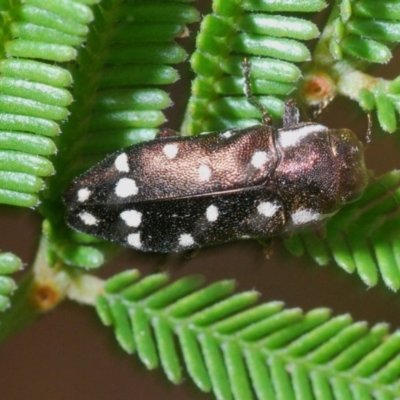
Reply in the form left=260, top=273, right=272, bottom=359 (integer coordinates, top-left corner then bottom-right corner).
left=63, top=61, right=369, bottom=253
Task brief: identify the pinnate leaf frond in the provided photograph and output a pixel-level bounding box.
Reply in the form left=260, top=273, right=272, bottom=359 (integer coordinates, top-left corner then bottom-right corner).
left=0, top=0, right=81, bottom=207
left=184, top=0, right=326, bottom=134
left=314, top=0, right=400, bottom=133
left=0, top=252, right=21, bottom=311
left=96, top=269, right=400, bottom=400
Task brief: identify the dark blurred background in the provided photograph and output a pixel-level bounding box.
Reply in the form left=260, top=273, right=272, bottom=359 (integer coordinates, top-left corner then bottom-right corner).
left=1, top=3, right=400, bottom=399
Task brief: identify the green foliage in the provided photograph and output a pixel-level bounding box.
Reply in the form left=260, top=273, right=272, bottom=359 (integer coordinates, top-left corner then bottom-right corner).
left=51, top=0, right=195, bottom=270
left=185, top=0, right=324, bottom=133
left=313, top=0, right=400, bottom=133
left=7, top=0, right=198, bottom=270
left=0, top=0, right=78, bottom=208
left=0, top=0, right=400, bottom=398
left=97, top=270, right=400, bottom=400
left=0, top=252, right=21, bottom=311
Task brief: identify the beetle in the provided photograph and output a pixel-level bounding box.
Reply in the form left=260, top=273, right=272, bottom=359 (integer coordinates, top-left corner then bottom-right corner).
left=63, top=60, right=369, bottom=253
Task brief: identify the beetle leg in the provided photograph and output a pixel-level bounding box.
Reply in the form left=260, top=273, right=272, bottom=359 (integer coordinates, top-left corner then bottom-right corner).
left=365, top=112, right=372, bottom=144
left=152, top=250, right=198, bottom=271
left=258, top=238, right=274, bottom=259
left=312, top=95, right=334, bottom=120
left=313, top=222, right=327, bottom=240
left=156, top=128, right=179, bottom=138
left=241, top=58, right=273, bottom=127
left=184, top=248, right=200, bottom=259
left=152, top=254, right=170, bottom=272
left=283, top=99, right=300, bottom=128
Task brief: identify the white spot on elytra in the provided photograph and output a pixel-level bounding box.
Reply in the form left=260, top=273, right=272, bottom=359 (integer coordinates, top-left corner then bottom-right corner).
left=179, top=233, right=194, bottom=247
left=79, top=211, right=98, bottom=226
left=291, top=209, right=335, bottom=225
left=251, top=151, right=268, bottom=169
left=206, top=205, right=219, bottom=222
left=278, top=124, right=327, bottom=148
left=120, top=210, right=142, bottom=227
left=163, top=144, right=178, bottom=159
left=115, top=178, right=138, bottom=198
left=198, top=165, right=211, bottom=181
left=221, top=130, right=232, bottom=138
left=257, top=202, right=279, bottom=217
left=77, top=188, right=91, bottom=202
left=115, top=153, right=129, bottom=172
left=127, top=233, right=142, bottom=248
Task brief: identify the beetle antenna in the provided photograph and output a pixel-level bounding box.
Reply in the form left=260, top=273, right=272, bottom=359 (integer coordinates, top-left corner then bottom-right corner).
left=312, top=96, right=334, bottom=120
left=366, top=112, right=372, bottom=144
left=242, top=58, right=272, bottom=126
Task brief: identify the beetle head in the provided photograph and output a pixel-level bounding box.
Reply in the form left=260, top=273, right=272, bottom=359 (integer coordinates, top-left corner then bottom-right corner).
left=330, top=128, right=368, bottom=204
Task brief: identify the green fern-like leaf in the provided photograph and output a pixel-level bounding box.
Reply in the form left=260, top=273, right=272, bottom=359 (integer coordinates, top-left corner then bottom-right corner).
left=311, top=0, right=400, bottom=133
left=97, top=270, right=400, bottom=400
left=0, top=252, right=21, bottom=311
left=0, top=0, right=93, bottom=207
left=35, top=0, right=199, bottom=269
left=184, top=0, right=325, bottom=134
left=0, top=0, right=199, bottom=260
left=0, top=0, right=399, bottom=397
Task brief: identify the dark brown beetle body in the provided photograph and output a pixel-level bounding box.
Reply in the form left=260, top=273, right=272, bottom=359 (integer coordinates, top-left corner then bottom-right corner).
left=63, top=98, right=368, bottom=253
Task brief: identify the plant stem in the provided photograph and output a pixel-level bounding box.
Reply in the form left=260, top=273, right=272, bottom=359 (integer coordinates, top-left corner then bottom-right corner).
left=0, top=231, right=105, bottom=345
left=0, top=235, right=68, bottom=345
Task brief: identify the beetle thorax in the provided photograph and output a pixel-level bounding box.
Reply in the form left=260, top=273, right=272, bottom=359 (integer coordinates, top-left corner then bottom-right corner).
left=273, top=123, right=368, bottom=228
